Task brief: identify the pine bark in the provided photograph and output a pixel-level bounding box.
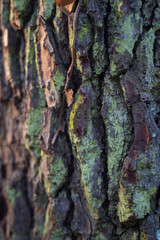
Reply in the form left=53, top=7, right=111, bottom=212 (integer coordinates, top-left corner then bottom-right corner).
left=0, top=0, right=160, bottom=239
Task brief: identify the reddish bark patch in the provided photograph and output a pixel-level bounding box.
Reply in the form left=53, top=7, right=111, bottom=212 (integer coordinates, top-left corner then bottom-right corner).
left=73, top=84, right=93, bottom=138
left=78, top=45, right=91, bottom=77
left=129, top=103, right=150, bottom=157
left=127, top=170, right=136, bottom=184
left=125, top=80, right=136, bottom=104
left=102, top=224, right=114, bottom=239
left=39, top=108, right=52, bottom=154
left=36, top=19, right=59, bottom=108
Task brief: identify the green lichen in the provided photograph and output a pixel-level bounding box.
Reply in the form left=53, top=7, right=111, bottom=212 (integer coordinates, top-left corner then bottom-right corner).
left=109, top=1, right=142, bottom=76
left=27, top=89, right=45, bottom=159
left=83, top=0, right=89, bottom=8
left=120, top=229, right=139, bottom=240
left=136, top=29, right=157, bottom=92
left=11, top=0, right=31, bottom=12
left=117, top=183, right=134, bottom=223
left=69, top=82, right=105, bottom=220
left=117, top=15, right=138, bottom=55
left=26, top=29, right=35, bottom=65
left=148, top=186, right=157, bottom=195
left=75, top=13, right=92, bottom=78
left=53, top=66, right=65, bottom=94
left=25, top=28, right=46, bottom=159
left=118, top=141, right=160, bottom=223
left=10, top=0, right=31, bottom=28
left=133, top=189, right=150, bottom=219
left=25, top=27, right=37, bottom=82
left=7, top=187, right=21, bottom=206
left=101, top=75, right=132, bottom=203
left=43, top=202, right=54, bottom=236
left=1, top=0, right=10, bottom=26
left=43, top=0, right=56, bottom=20
left=77, top=13, right=92, bottom=51
left=27, top=103, right=44, bottom=159
left=46, top=156, right=68, bottom=197
left=95, top=233, right=107, bottom=240
left=76, top=49, right=92, bottom=79
left=50, top=228, right=66, bottom=240
left=53, top=6, right=63, bottom=29
left=93, top=33, right=106, bottom=75
left=37, top=224, right=44, bottom=236
left=42, top=152, right=68, bottom=199
left=140, top=231, right=150, bottom=240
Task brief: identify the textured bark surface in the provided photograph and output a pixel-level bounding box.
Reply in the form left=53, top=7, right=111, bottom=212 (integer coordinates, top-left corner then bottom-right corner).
left=0, top=0, right=160, bottom=239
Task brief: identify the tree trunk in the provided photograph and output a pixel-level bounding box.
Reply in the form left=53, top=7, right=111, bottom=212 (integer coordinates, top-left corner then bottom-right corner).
left=0, top=0, right=160, bottom=239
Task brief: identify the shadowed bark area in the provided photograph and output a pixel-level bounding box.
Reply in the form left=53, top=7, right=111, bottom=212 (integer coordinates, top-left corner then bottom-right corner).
left=0, top=0, right=160, bottom=239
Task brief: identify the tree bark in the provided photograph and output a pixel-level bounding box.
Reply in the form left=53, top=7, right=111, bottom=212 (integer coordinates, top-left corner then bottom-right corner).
left=0, top=0, right=160, bottom=239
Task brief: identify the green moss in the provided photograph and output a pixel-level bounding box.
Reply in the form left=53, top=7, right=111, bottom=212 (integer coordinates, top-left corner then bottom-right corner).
left=7, top=187, right=21, bottom=206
